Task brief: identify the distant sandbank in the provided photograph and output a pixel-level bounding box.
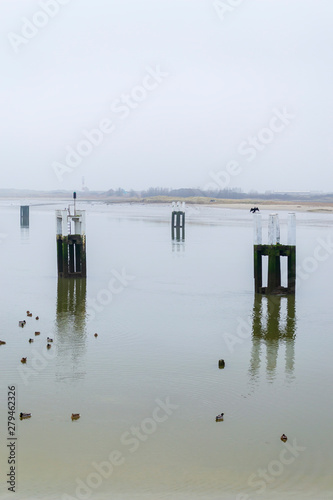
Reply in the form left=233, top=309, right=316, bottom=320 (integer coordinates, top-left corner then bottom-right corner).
left=136, top=197, right=333, bottom=213
left=2, top=195, right=333, bottom=214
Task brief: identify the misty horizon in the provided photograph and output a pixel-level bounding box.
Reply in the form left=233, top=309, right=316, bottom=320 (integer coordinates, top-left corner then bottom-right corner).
left=1, top=1, right=332, bottom=193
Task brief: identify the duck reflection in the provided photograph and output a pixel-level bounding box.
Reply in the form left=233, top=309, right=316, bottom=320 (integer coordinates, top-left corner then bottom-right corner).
left=55, top=278, right=87, bottom=380
left=249, top=295, right=296, bottom=383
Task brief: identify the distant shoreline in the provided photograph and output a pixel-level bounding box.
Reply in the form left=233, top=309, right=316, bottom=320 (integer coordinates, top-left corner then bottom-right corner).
left=1, top=195, right=333, bottom=213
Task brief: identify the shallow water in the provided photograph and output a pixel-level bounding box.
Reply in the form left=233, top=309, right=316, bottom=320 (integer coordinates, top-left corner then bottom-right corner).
left=0, top=201, right=333, bottom=499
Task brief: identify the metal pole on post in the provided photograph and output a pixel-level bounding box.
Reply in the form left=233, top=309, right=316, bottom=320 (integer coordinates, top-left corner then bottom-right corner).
left=73, top=191, right=77, bottom=216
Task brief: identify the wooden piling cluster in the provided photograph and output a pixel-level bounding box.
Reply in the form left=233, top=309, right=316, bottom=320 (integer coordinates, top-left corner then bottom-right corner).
left=56, top=208, right=86, bottom=278
left=253, top=213, right=296, bottom=295
left=171, top=201, right=185, bottom=241
left=20, top=206, right=29, bottom=227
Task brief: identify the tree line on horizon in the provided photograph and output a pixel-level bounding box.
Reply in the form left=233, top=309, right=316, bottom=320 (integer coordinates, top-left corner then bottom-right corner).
left=104, top=186, right=330, bottom=201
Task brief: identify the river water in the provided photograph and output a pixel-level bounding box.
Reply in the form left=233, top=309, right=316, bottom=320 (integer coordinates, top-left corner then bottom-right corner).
left=0, top=200, right=332, bottom=499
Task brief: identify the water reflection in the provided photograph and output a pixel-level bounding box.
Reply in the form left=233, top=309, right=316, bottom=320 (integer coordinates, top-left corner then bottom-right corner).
left=20, top=227, right=29, bottom=243
left=249, top=295, right=296, bottom=383
left=55, top=278, right=87, bottom=380
left=172, top=240, right=185, bottom=253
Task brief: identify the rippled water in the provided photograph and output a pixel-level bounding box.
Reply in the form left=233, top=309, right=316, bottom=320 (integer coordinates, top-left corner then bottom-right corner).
left=0, top=200, right=333, bottom=499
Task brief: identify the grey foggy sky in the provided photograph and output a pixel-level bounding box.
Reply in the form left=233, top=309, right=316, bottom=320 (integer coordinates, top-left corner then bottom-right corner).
left=0, top=0, right=332, bottom=193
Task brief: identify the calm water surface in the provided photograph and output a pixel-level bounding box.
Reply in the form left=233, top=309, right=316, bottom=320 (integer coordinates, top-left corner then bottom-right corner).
left=0, top=201, right=332, bottom=499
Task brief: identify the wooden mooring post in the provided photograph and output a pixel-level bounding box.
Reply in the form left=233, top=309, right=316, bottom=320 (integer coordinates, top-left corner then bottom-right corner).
left=56, top=194, right=86, bottom=278
left=253, top=213, right=296, bottom=294
left=171, top=201, right=185, bottom=241
left=20, top=206, right=29, bottom=227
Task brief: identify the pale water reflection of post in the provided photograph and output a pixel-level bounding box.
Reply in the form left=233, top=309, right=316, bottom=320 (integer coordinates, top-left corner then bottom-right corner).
left=20, top=226, right=29, bottom=243
left=249, top=295, right=296, bottom=383
left=55, top=277, right=87, bottom=380
left=172, top=240, right=185, bottom=254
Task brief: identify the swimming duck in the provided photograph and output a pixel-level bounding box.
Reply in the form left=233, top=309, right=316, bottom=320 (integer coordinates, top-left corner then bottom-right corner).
left=19, top=320, right=26, bottom=327
left=35, top=331, right=40, bottom=336
left=280, top=434, right=288, bottom=442
left=35, top=316, right=39, bottom=320
left=28, top=339, right=34, bottom=343
left=21, top=357, right=27, bottom=363
left=94, top=333, right=98, bottom=337
left=20, top=413, right=31, bottom=419
left=27, top=312, right=32, bottom=317
left=47, top=343, right=51, bottom=349
left=47, top=337, right=53, bottom=342
left=218, top=359, right=225, bottom=368
left=0, top=340, right=6, bottom=345
left=216, top=413, right=224, bottom=421
left=71, top=413, right=80, bottom=420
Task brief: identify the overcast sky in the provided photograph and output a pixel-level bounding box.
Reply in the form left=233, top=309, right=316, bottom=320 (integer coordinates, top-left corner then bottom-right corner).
left=0, top=0, right=332, bottom=193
